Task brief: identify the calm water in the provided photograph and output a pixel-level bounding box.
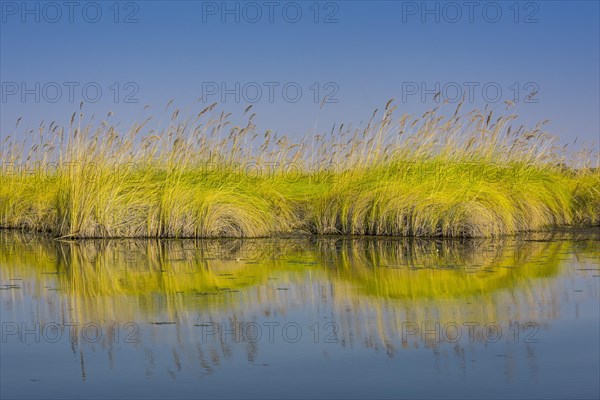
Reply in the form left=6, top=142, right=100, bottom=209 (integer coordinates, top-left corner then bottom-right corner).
left=1, top=231, right=599, bottom=399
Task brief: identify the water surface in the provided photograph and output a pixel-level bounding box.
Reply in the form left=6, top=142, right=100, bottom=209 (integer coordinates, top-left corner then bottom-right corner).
left=1, top=231, right=599, bottom=399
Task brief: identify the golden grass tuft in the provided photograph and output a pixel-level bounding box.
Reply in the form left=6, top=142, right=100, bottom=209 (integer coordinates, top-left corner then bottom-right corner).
left=1, top=100, right=598, bottom=238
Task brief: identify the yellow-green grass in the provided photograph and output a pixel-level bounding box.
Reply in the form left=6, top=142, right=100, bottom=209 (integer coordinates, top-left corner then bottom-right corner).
left=1, top=101, right=598, bottom=238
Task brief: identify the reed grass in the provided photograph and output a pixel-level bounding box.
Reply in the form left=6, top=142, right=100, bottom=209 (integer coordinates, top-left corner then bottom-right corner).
left=1, top=100, right=598, bottom=238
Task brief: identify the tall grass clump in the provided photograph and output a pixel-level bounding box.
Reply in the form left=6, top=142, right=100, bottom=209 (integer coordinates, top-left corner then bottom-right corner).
left=1, top=99, right=598, bottom=238
left=306, top=101, right=599, bottom=236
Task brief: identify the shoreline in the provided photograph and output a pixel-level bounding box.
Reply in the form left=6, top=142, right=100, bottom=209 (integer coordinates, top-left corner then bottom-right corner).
left=1, top=225, right=598, bottom=241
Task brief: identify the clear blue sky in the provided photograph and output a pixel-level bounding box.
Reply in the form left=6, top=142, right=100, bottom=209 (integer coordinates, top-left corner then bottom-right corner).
left=1, top=0, right=599, bottom=152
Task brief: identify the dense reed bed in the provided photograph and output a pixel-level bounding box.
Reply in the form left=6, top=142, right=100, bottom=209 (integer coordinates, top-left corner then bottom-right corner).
left=1, top=100, right=598, bottom=238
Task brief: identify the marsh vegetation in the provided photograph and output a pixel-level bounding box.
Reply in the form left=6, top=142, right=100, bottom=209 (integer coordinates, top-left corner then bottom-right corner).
left=1, top=101, right=598, bottom=238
